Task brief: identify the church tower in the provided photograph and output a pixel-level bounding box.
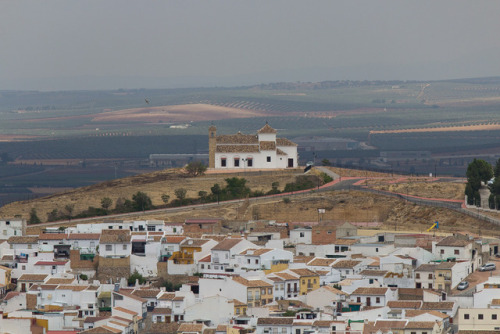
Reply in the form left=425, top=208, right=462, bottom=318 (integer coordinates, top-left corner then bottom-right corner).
left=208, top=125, right=217, bottom=168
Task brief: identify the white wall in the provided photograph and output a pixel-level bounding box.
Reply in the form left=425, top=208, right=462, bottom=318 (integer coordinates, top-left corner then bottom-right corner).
left=130, top=254, right=158, bottom=277
left=99, top=243, right=131, bottom=258
left=184, top=295, right=234, bottom=326
left=289, top=229, right=312, bottom=245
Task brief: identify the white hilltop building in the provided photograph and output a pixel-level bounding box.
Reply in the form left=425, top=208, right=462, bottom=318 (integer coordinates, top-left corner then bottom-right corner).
left=208, top=123, right=298, bottom=169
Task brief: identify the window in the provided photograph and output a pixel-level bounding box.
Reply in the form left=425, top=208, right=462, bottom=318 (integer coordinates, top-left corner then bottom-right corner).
left=492, top=314, right=497, bottom=320
left=90, top=241, right=95, bottom=248
left=428, top=273, right=433, bottom=279
left=234, top=158, right=240, bottom=167
left=247, top=259, right=251, bottom=264
left=416, top=273, right=420, bottom=279
left=201, top=264, right=204, bottom=269
left=478, top=314, right=483, bottom=320
left=268, top=288, right=272, bottom=294
left=261, top=289, right=266, bottom=295
left=22, top=265, right=26, bottom=270
left=411, top=332, right=416, bottom=334
left=281, top=328, right=286, bottom=334
left=106, top=245, right=112, bottom=251
left=440, top=249, right=445, bottom=254
left=376, top=297, right=380, bottom=303
left=255, top=259, right=259, bottom=264
left=221, top=158, right=227, bottom=167
left=247, top=158, right=253, bottom=167
left=267, top=156, right=271, bottom=162
left=123, top=244, right=127, bottom=250
left=463, top=314, right=470, bottom=320
left=454, top=249, right=459, bottom=255
left=28, top=244, right=32, bottom=249
left=236, top=308, right=240, bottom=315
left=357, top=297, right=361, bottom=303
left=429, top=283, right=433, bottom=289
left=148, top=226, right=155, bottom=231
left=299, top=232, right=305, bottom=237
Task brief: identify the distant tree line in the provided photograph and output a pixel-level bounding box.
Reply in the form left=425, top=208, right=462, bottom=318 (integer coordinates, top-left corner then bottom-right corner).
left=27, top=162, right=331, bottom=224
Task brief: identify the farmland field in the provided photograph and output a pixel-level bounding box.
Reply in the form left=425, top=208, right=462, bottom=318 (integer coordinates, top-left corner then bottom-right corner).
left=2, top=78, right=500, bottom=206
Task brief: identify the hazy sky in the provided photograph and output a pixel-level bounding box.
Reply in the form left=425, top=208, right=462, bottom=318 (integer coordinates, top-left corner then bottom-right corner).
left=1, top=1, right=500, bottom=90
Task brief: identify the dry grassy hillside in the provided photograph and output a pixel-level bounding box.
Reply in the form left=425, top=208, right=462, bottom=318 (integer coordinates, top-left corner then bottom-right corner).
left=25, top=190, right=498, bottom=238
left=0, top=168, right=303, bottom=222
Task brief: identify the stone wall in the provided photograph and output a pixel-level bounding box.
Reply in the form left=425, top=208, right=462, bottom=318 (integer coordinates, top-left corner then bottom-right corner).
left=97, top=256, right=130, bottom=282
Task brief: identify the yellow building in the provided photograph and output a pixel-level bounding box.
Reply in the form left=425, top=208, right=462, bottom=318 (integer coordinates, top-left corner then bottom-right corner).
left=0, top=265, right=13, bottom=291
left=233, top=299, right=247, bottom=316
left=232, top=276, right=273, bottom=307
left=290, top=268, right=320, bottom=295
left=433, top=262, right=454, bottom=292
left=171, top=239, right=210, bottom=265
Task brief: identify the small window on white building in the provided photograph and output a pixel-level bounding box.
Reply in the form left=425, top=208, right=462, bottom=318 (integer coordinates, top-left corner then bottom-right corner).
left=106, top=245, right=112, bottom=251
left=221, top=158, right=227, bottom=167
left=234, top=158, right=240, bottom=167
left=123, top=244, right=127, bottom=250
left=247, top=158, right=253, bottom=167
left=267, top=156, right=271, bottom=162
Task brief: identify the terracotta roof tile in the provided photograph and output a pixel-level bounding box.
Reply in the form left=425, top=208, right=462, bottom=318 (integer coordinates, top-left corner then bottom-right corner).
left=216, top=134, right=258, bottom=144
left=232, top=276, right=272, bottom=287
left=212, top=238, right=243, bottom=251
left=131, top=289, right=161, bottom=298
left=260, top=141, right=276, bottom=151
left=258, top=124, right=277, bottom=134
left=331, top=260, right=361, bottom=268
left=151, top=307, right=172, bottom=314
left=307, top=258, right=335, bottom=267
left=216, top=145, right=260, bottom=153
left=240, top=248, right=272, bottom=256
left=276, top=138, right=297, bottom=147
left=276, top=148, right=287, bottom=156
left=405, top=321, right=438, bottom=329
left=421, top=302, right=454, bottom=310
left=387, top=300, right=422, bottom=309
left=257, top=317, right=294, bottom=325
left=8, top=236, right=38, bottom=244
left=100, top=230, right=131, bottom=244
left=178, top=323, right=205, bottom=333
left=18, top=274, right=48, bottom=281
left=290, top=268, right=318, bottom=277
left=436, top=236, right=471, bottom=247
left=162, top=236, right=187, bottom=244
left=351, top=287, right=388, bottom=295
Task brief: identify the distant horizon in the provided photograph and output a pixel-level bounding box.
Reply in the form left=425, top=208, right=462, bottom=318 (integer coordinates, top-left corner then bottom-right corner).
left=3, top=74, right=500, bottom=93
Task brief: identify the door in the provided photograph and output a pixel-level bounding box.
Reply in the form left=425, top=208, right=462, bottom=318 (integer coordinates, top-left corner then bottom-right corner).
left=366, top=297, right=371, bottom=307
left=288, top=158, right=294, bottom=167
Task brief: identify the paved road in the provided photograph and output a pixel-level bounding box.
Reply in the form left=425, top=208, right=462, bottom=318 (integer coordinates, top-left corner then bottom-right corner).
left=30, top=170, right=500, bottom=228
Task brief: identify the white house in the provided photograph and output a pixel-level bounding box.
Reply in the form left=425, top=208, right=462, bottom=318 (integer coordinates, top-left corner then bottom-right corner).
left=0, top=219, right=25, bottom=240
left=209, top=124, right=299, bottom=170
left=99, top=230, right=131, bottom=258
left=235, top=248, right=294, bottom=271
left=350, top=287, right=398, bottom=308
left=256, top=317, right=294, bottom=334
left=289, top=228, right=312, bottom=245
left=305, top=285, right=348, bottom=312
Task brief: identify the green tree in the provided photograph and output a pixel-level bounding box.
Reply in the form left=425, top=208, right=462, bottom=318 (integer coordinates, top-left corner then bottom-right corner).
left=321, top=158, right=331, bottom=166
left=466, top=159, right=493, bottom=204
left=224, top=177, right=250, bottom=199
left=174, top=188, right=187, bottom=204
left=198, top=191, right=208, bottom=201
left=185, top=161, right=207, bottom=177
left=127, top=270, right=146, bottom=286
left=161, top=194, right=170, bottom=205
left=494, top=158, right=500, bottom=178
left=101, top=197, right=113, bottom=210
left=132, top=192, right=153, bottom=211
left=28, top=208, right=41, bottom=224
left=65, top=204, right=75, bottom=220
left=47, top=209, right=59, bottom=222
